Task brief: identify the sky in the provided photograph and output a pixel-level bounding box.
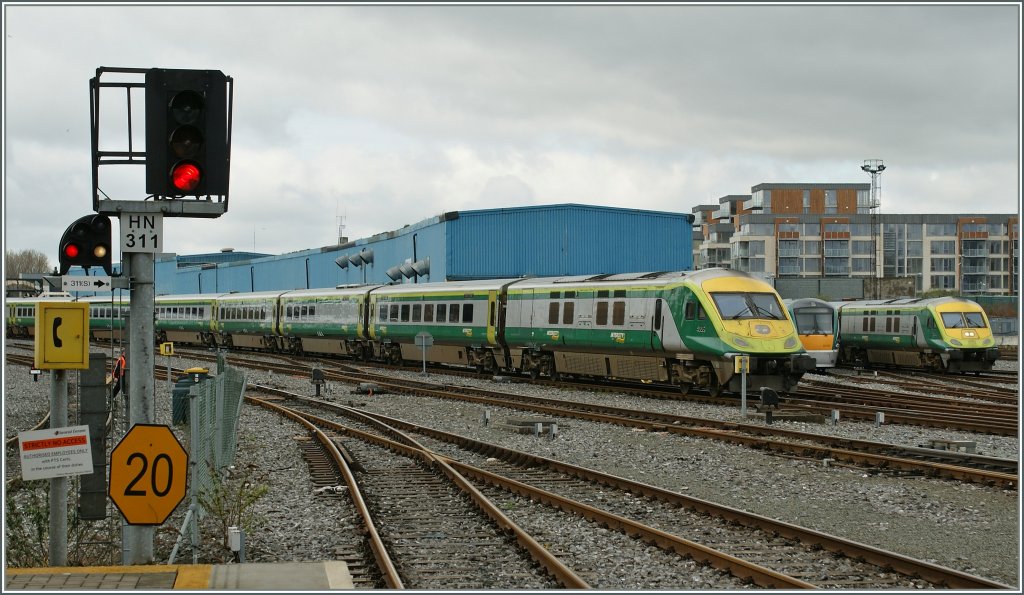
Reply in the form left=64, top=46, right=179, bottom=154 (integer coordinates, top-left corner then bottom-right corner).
left=3, top=3, right=1021, bottom=267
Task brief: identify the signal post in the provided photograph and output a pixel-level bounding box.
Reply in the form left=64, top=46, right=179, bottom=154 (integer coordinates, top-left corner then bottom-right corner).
left=83, top=66, right=233, bottom=564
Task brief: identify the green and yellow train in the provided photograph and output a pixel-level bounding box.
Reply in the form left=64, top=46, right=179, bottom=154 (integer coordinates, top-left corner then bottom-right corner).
left=6, top=269, right=817, bottom=395
left=833, top=297, right=1001, bottom=373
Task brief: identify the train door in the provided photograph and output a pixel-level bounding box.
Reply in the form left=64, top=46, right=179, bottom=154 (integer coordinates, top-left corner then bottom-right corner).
left=487, top=290, right=498, bottom=345
left=650, top=295, right=664, bottom=350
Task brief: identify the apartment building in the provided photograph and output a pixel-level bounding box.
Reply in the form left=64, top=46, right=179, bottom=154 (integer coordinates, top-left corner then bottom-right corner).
left=692, top=183, right=1019, bottom=296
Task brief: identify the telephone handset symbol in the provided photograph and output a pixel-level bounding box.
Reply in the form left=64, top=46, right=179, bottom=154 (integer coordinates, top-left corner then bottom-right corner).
left=52, top=317, right=63, bottom=348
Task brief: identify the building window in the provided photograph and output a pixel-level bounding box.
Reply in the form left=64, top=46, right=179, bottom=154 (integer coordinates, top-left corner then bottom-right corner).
left=852, top=240, right=874, bottom=255
left=927, top=223, right=957, bottom=236
left=930, top=258, right=956, bottom=272
left=930, top=240, right=956, bottom=255
left=852, top=258, right=873, bottom=273
left=824, top=240, right=849, bottom=257
left=778, top=240, right=799, bottom=257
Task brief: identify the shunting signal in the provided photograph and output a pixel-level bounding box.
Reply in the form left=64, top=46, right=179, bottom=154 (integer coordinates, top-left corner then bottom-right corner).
left=58, top=214, right=113, bottom=275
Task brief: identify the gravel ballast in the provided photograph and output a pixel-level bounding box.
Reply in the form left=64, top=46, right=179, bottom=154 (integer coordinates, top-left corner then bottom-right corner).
left=4, top=353, right=1019, bottom=588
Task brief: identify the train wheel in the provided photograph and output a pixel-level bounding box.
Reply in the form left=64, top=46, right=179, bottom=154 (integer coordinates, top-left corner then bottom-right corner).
left=678, top=383, right=692, bottom=396
left=707, top=375, right=724, bottom=398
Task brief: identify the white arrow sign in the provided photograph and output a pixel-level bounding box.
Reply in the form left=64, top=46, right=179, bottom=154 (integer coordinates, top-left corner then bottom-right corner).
left=62, top=275, right=112, bottom=293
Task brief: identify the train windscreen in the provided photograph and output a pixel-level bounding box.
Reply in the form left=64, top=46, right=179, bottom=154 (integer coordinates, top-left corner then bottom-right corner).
left=940, top=312, right=987, bottom=329
left=711, top=292, right=784, bottom=320
left=794, top=308, right=834, bottom=335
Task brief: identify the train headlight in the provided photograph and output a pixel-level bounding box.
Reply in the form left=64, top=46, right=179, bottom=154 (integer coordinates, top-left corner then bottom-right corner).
left=949, top=339, right=962, bottom=346
left=784, top=337, right=797, bottom=349
left=983, top=337, right=993, bottom=345
left=733, top=337, right=750, bottom=347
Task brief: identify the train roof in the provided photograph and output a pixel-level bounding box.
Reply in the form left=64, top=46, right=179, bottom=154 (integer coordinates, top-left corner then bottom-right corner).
left=509, top=271, right=692, bottom=291
left=280, top=286, right=383, bottom=299
left=831, top=296, right=983, bottom=309
left=213, top=290, right=292, bottom=302
left=373, top=278, right=520, bottom=296
left=783, top=297, right=834, bottom=309
left=155, top=293, right=230, bottom=302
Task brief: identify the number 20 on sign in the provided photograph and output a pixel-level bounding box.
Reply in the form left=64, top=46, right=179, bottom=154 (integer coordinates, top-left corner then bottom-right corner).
left=109, top=424, right=188, bottom=525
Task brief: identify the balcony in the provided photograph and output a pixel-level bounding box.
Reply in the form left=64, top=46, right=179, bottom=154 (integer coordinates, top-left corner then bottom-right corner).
left=962, top=266, right=989, bottom=275
left=961, top=248, right=989, bottom=257
left=824, top=249, right=850, bottom=257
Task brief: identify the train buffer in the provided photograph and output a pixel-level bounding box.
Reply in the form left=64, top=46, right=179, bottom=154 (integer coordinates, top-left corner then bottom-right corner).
left=924, top=439, right=977, bottom=454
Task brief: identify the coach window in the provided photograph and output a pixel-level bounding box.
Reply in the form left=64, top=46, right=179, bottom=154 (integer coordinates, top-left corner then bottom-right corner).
left=654, top=300, right=663, bottom=331
left=550, top=291, right=560, bottom=299
left=462, top=303, right=474, bottom=323
left=612, top=301, right=626, bottom=325
left=597, top=290, right=609, bottom=299
left=401, top=304, right=410, bottom=322
left=437, top=304, right=447, bottom=323
left=378, top=305, right=387, bottom=321
left=450, top=304, right=460, bottom=322
left=389, top=305, right=400, bottom=322
left=562, top=302, right=574, bottom=325
left=614, top=290, right=626, bottom=298
left=685, top=301, right=695, bottom=320
left=412, top=304, right=422, bottom=322
left=424, top=304, right=434, bottom=322
left=596, top=302, right=609, bottom=326
left=549, top=302, right=560, bottom=325
left=565, top=291, right=576, bottom=298
left=697, top=304, right=706, bottom=320
left=308, top=306, right=315, bottom=318
left=287, top=306, right=294, bottom=318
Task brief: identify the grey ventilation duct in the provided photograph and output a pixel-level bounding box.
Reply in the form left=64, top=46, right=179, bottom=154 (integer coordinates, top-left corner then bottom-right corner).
left=348, top=253, right=365, bottom=267
left=385, top=266, right=403, bottom=282
left=411, top=257, right=430, bottom=277
left=359, top=249, right=374, bottom=264
left=334, top=256, right=349, bottom=269
left=399, top=263, right=416, bottom=278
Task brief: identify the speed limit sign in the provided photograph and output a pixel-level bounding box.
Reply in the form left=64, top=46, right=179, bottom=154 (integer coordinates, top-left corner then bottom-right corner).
left=109, top=424, right=188, bottom=525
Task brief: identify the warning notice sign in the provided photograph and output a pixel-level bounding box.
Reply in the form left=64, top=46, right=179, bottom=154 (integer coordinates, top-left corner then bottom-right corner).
left=19, top=425, right=93, bottom=481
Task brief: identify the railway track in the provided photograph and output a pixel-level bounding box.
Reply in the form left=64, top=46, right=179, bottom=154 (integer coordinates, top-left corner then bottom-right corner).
left=248, top=386, right=1011, bottom=589
left=6, top=348, right=1017, bottom=486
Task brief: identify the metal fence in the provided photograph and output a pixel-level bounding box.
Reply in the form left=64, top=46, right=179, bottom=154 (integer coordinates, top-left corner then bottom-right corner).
left=168, top=364, right=247, bottom=564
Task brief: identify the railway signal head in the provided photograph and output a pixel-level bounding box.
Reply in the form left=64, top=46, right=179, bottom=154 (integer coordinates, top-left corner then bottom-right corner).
left=145, top=68, right=229, bottom=198
left=58, top=214, right=113, bottom=275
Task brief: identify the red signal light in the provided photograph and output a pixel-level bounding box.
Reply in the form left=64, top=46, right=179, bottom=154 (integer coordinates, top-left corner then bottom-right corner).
left=64, top=243, right=81, bottom=258
left=171, top=162, right=201, bottom=192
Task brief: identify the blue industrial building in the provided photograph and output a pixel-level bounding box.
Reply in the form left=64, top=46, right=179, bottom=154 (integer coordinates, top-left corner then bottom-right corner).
left=154, top=204, right=695, bottom=295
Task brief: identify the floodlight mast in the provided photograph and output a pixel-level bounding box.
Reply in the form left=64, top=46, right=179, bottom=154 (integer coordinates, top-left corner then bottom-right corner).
left=861, top=159, right=886, bottom=298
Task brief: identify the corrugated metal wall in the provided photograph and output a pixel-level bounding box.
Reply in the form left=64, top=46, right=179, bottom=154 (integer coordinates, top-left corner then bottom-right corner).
left=445, top=204, right=693, bottom=279
left=156, top=205, right=694, bottom=294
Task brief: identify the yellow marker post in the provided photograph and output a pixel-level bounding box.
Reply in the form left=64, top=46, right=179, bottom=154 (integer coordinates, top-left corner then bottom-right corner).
left=160, top=342, right=174, bottom=392
left=34, top=302, right=89, bottom=370
left=734, top=355, right=750, bottom=417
